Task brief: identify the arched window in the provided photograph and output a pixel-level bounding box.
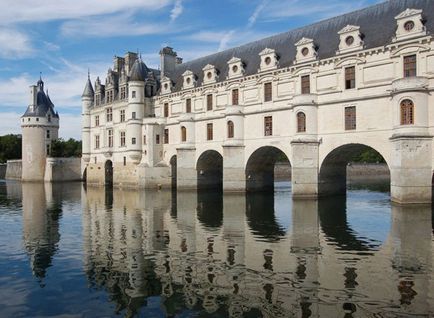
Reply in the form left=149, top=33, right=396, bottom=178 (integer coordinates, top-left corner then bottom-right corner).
left=227, top=121, right=234, bottom=138
left=400, top=99, right=414, bottom=125
left=297, top=112, right=306, bottom=133
left=181, top=126, right=187, bottom=142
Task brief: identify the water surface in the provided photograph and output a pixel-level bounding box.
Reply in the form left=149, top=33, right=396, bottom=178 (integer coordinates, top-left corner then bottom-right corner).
left=0, top=181, right=433, bottom=317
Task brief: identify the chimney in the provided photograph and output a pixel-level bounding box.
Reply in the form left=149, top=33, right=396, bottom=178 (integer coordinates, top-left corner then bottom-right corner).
left=176, top=57, right=183, bottom=64
left=159, top=47, right=179, bottom=76
left=29, top=85, right=37, bottom=112
left=113, top=56, right=125, bottom=74
left=124, top=52, right=138, bottom=75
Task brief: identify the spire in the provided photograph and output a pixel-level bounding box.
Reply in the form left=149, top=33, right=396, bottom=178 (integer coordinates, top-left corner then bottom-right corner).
left=37, top=72, right=44, bottom=91
left=82, top=73, right=94, bottom=98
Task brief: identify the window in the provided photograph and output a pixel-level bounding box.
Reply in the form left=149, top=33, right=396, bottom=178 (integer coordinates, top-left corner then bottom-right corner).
left=46, top=130, right=50, bottom=139
left=164, top=103, right=169, bottom=117
left=400, top=99, right=414, bottom=125
left=345, top=66, right=356, bottom=89
left=106, top=90, right=113, bottom=103
left=120, top=86, right=127, bottom=100
left=301, top=75, right=310, bottom=94
left=108, top=129, right=113, bottom=147
left=95, top=135, right=100, bottom=149
left=106, top=107, right=113, bottom=122
left=95, top=115, right=99, bottom=126
left=181, top=126, right=187, bottom=142
left=46, top=144, right=50, bottom=156
left=132, top=112, right=136, bottom=119
left=95, top=94, right=101, bottom=106
left=164, top=129, right=169, bottom=144
left=123, top=157, right=126, bottom=166
left=301, top=47, right=309, bottom=56
left=265, top=56, right=271, bottom=65
left=132, top=138, right=136, bottom=145
left=143, top=135, right=147, bottom=145
left=47, top=114, right=51, bottom=122
left=404, top=55, right=417, bottom=78
left=120, top=110, right=125, bottom=122
left=264, top=82, right=272, bottom=102
left=207, top=123, right=213, bottom=140
left=156, top=134, right=160, bottom=144
left=186, top=98, right=191, bottom=113
left=345, top=36, right=354, bottom=46
left=297, top=112, right=306, bottom=133
left=36, top=118, right=39, bottom=122
left=404, top=20, right=415, bottom=32
left=227, top=121, right=234, bottom=138
left=232, top=89, right=239, bottom=105
left=132, top=91, right=136, bottom=98
left=120, top=131, right=126, bottom=147
left=345, top=106, right=356, bottom=130
left=207, top=94, right=213, bottom=111
left=264, top=116, right=272, bottom=136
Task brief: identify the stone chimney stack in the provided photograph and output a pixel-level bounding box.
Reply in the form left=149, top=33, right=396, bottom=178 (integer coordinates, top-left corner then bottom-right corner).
left=160, top=47, right=179, bottom=76
left=124, top=52, right=138, bottom=75
left=29, top=85, right=37, bottom=112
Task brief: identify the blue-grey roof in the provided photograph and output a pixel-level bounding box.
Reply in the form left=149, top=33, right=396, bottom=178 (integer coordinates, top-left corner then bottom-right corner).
left=23, top=79, right=59, bottom=118
left=169, top=0, right=434, bottom=91
left=82, top=76, right=94, bottom=98
left=129, top=58, right=149, bottom=82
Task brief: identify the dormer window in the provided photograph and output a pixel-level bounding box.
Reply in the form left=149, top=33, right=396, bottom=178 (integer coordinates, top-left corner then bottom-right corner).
left=393, top=8, right=426, bottom=42
left=186, top=78, right=191, bottom=84
left=232, top=65, right=238, bottom=73
left=160, top=76, right=172, bottom=94
left=345, top=36, right=354, bottom=46
left=295, top=38, right=317, bottom=64
left=202, top=64, right=217, bottom=84
left=404, top=20, right=415, bottom=32
left=265, top=57, right=271, bottom=65
left=227, top=57, right=244, bottom=79
left=301, top=48, right=309, bottom=56
left=337, top=25, right=363, bottom=54
left=259, top=48, right=278, bottom=71
left=182, top=70, right=195, bottom=89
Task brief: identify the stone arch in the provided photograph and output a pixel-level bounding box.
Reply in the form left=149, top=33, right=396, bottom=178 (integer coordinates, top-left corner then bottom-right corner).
left=170, top=155, right=177, bottom=189
left=82, top=166, right=87, bottom=182
left=245, top=146, right=291, bottom=192
left=196, top=150, right=223, bottom=191
left=104, top=160, right=113, bottom=188
left=319, top=143, right=390, bottom=196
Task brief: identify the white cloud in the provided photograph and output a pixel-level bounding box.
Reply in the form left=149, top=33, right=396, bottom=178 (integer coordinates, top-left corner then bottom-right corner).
left=170, top=0, right=184, bottom=22
left=247, top=0, right=269, bottom=28
left=0, top=0, right=172, bottom=24
left=0, top=113, right=22, bottom=136
left=218, top=30, right=235, bottom=51
left=0, top=27, right=34, bottom=59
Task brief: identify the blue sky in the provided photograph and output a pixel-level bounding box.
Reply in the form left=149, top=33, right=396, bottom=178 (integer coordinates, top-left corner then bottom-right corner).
left=0, top=0, right=381, bottom=139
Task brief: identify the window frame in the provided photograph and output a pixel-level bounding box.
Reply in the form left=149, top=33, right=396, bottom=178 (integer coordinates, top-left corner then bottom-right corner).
left=264, top=82, right=272, bottom=102
left=164, top=128, right=169, bottom=144
left=400, top=99, right=414, bottom=125
left=181, top=126, right=187, bottom=142
left=264, top=116, right=273, bottom=136
left=227, top=120, right=234, bottom=138
left=345, top=66, right=356, bottom=90
left=297, top=112, right=306, bottom=133
left=186, top=98, right=191, bottom=113
left=206, top=123, right=213, bottom=140
left=207, top=94, right=213, bottom=111
left=232, top=89, right=239, bottom=105
left=344, top=106, right=357, bottom=131
left=301, top=75, right=311, bottom=94
left=403, top=54, right=417, bottom=78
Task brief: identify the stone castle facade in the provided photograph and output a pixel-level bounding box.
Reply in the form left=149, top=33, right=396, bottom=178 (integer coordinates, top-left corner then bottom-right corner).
left=82, top=0, right=434, bottom=204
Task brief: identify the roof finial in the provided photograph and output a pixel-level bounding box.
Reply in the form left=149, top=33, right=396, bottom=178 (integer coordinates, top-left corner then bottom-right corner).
left=39, top=72, right=42, bottom=81
left=87, top=68, right=90, bottom=79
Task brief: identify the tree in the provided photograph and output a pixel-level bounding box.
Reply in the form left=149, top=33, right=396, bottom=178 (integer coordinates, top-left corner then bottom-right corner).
left=351, top=148, right=385, bottom=163
left=0, top=134, right=22, bottom=163
left=50, top=138, right=82, bottom=158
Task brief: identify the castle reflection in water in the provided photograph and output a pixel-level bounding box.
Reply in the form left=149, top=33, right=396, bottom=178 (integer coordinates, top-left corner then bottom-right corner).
left=5, top=181, right=434, bottom=317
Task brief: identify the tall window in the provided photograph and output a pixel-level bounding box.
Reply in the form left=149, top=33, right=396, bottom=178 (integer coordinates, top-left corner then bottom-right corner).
left=207, top=123, right=213, bottom=140
left=345, top=66, right=356, bottom=89
left=132, top=112, right=136, bottom=119
left=227, top=121, right=234, bottom=138
left=120, top=110, right=125, bottom=122
left=95, top=94, right=101, bottom=106
left=345, top=106, right=356, bottom=130
left=181, top=126, right=187, bottom=142
left=301, top=75, right=310, bottom=94
left=132, top=138, right=136, bottom=145
left=46, top=130, right=50, bottom=139
left=232, top=89, right=239, bottom=105
left=264, top=82, right=272, bottom=102
left=186, top=98, right=191, bottom=113
left=95, top=115, right=99, bottom=126
left=120, top=131, right=126, bottom=147
left=264, top=116, right=272, bottom=136
left=108, top=129, right=113, bottom=147
left=164, top=103, right=169, bottom=117
left=297, top=112, right=306, bottom=133
left=120, top=86, right=127, bottom=100
left=404, top=55, right=417, bottom=78
left=164, top=129, right=169, bottom=144
left=207, top=94, right=213, bottom=111
left=400, top=99, right=414, bottom=125
left=132, top=91, right=136, bottom=98
left=48, top=114, right=51, bottom=122
left=106, top=107, right=113, bottom=122
left=156, top=134, right=160, bottom=144
left=95, top=135, right=100, bottom=149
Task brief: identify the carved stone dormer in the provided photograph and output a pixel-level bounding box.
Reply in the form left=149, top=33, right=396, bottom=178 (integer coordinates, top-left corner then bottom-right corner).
left=295, top=38, right=317, bottom=64
left=394, top=8, right=426, bottom=42
left=337, top=25, right=364, bottom=54
left=202, top=64, right=218, bottom=84
left=182, top=70, right=196, bottom=89
left=227, top=57, right=244, bottom=79
left=160, top=76, right=172, bottom=95
left=259, top=48, right=278, bottom=71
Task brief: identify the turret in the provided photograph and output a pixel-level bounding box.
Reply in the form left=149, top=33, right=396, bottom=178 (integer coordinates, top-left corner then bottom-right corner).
left=82, top=73, right=94, bottom=164
left=21, top=77, right=59, bottom=181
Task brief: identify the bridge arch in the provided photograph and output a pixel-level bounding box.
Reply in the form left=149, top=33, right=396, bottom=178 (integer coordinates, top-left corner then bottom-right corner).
left=319, top=143, right=390, bottom=196
left=245, top=146, right=291, bottom=192
left=196, top=150, right=223, bottom=191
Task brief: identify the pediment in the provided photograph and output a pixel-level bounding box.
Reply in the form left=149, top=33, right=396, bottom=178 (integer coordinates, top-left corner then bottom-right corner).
left=295, top=37, right=314, bottom=46
left=338, top=25, right=360, bottom=34
left=228, top=56, right=241, bottom=64
left=202, top=64, right=215, bottom=71
left=259, top=48, right=275, bottom=56
left=182, top=70, right=194, bottom=77
left=395, top=8, right=422, bottom=20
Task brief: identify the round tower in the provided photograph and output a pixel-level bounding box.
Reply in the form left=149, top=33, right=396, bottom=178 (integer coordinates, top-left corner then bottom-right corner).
left=127, top=58, right=147, bottom=164
left=81, top=73, right=94, bottom=166
left=21, top=78, right=59, bottom=181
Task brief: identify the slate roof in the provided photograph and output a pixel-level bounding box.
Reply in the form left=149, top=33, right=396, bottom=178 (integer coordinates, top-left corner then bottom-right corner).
left=82, top=75, right=94, bottom=97
left=23, top=79, right=59, bottom=118
left=168, top=0, right=434, bottom=92
left=129, top=58, right=150, bottom=81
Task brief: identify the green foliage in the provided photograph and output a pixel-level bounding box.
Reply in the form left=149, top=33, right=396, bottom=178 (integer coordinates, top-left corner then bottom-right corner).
left=0, top=134, right=22, bottom=163
left=351, top=148, right=385, bottom=163
left=50, top=138, right=82, bottom=158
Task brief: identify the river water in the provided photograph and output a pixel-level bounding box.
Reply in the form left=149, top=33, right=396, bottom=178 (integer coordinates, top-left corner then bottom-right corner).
left=0, top=181, right=433, bottom=317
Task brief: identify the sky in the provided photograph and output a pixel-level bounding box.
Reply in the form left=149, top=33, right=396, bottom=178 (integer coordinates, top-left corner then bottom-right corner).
left=0, top=0, right=382, bottom=140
